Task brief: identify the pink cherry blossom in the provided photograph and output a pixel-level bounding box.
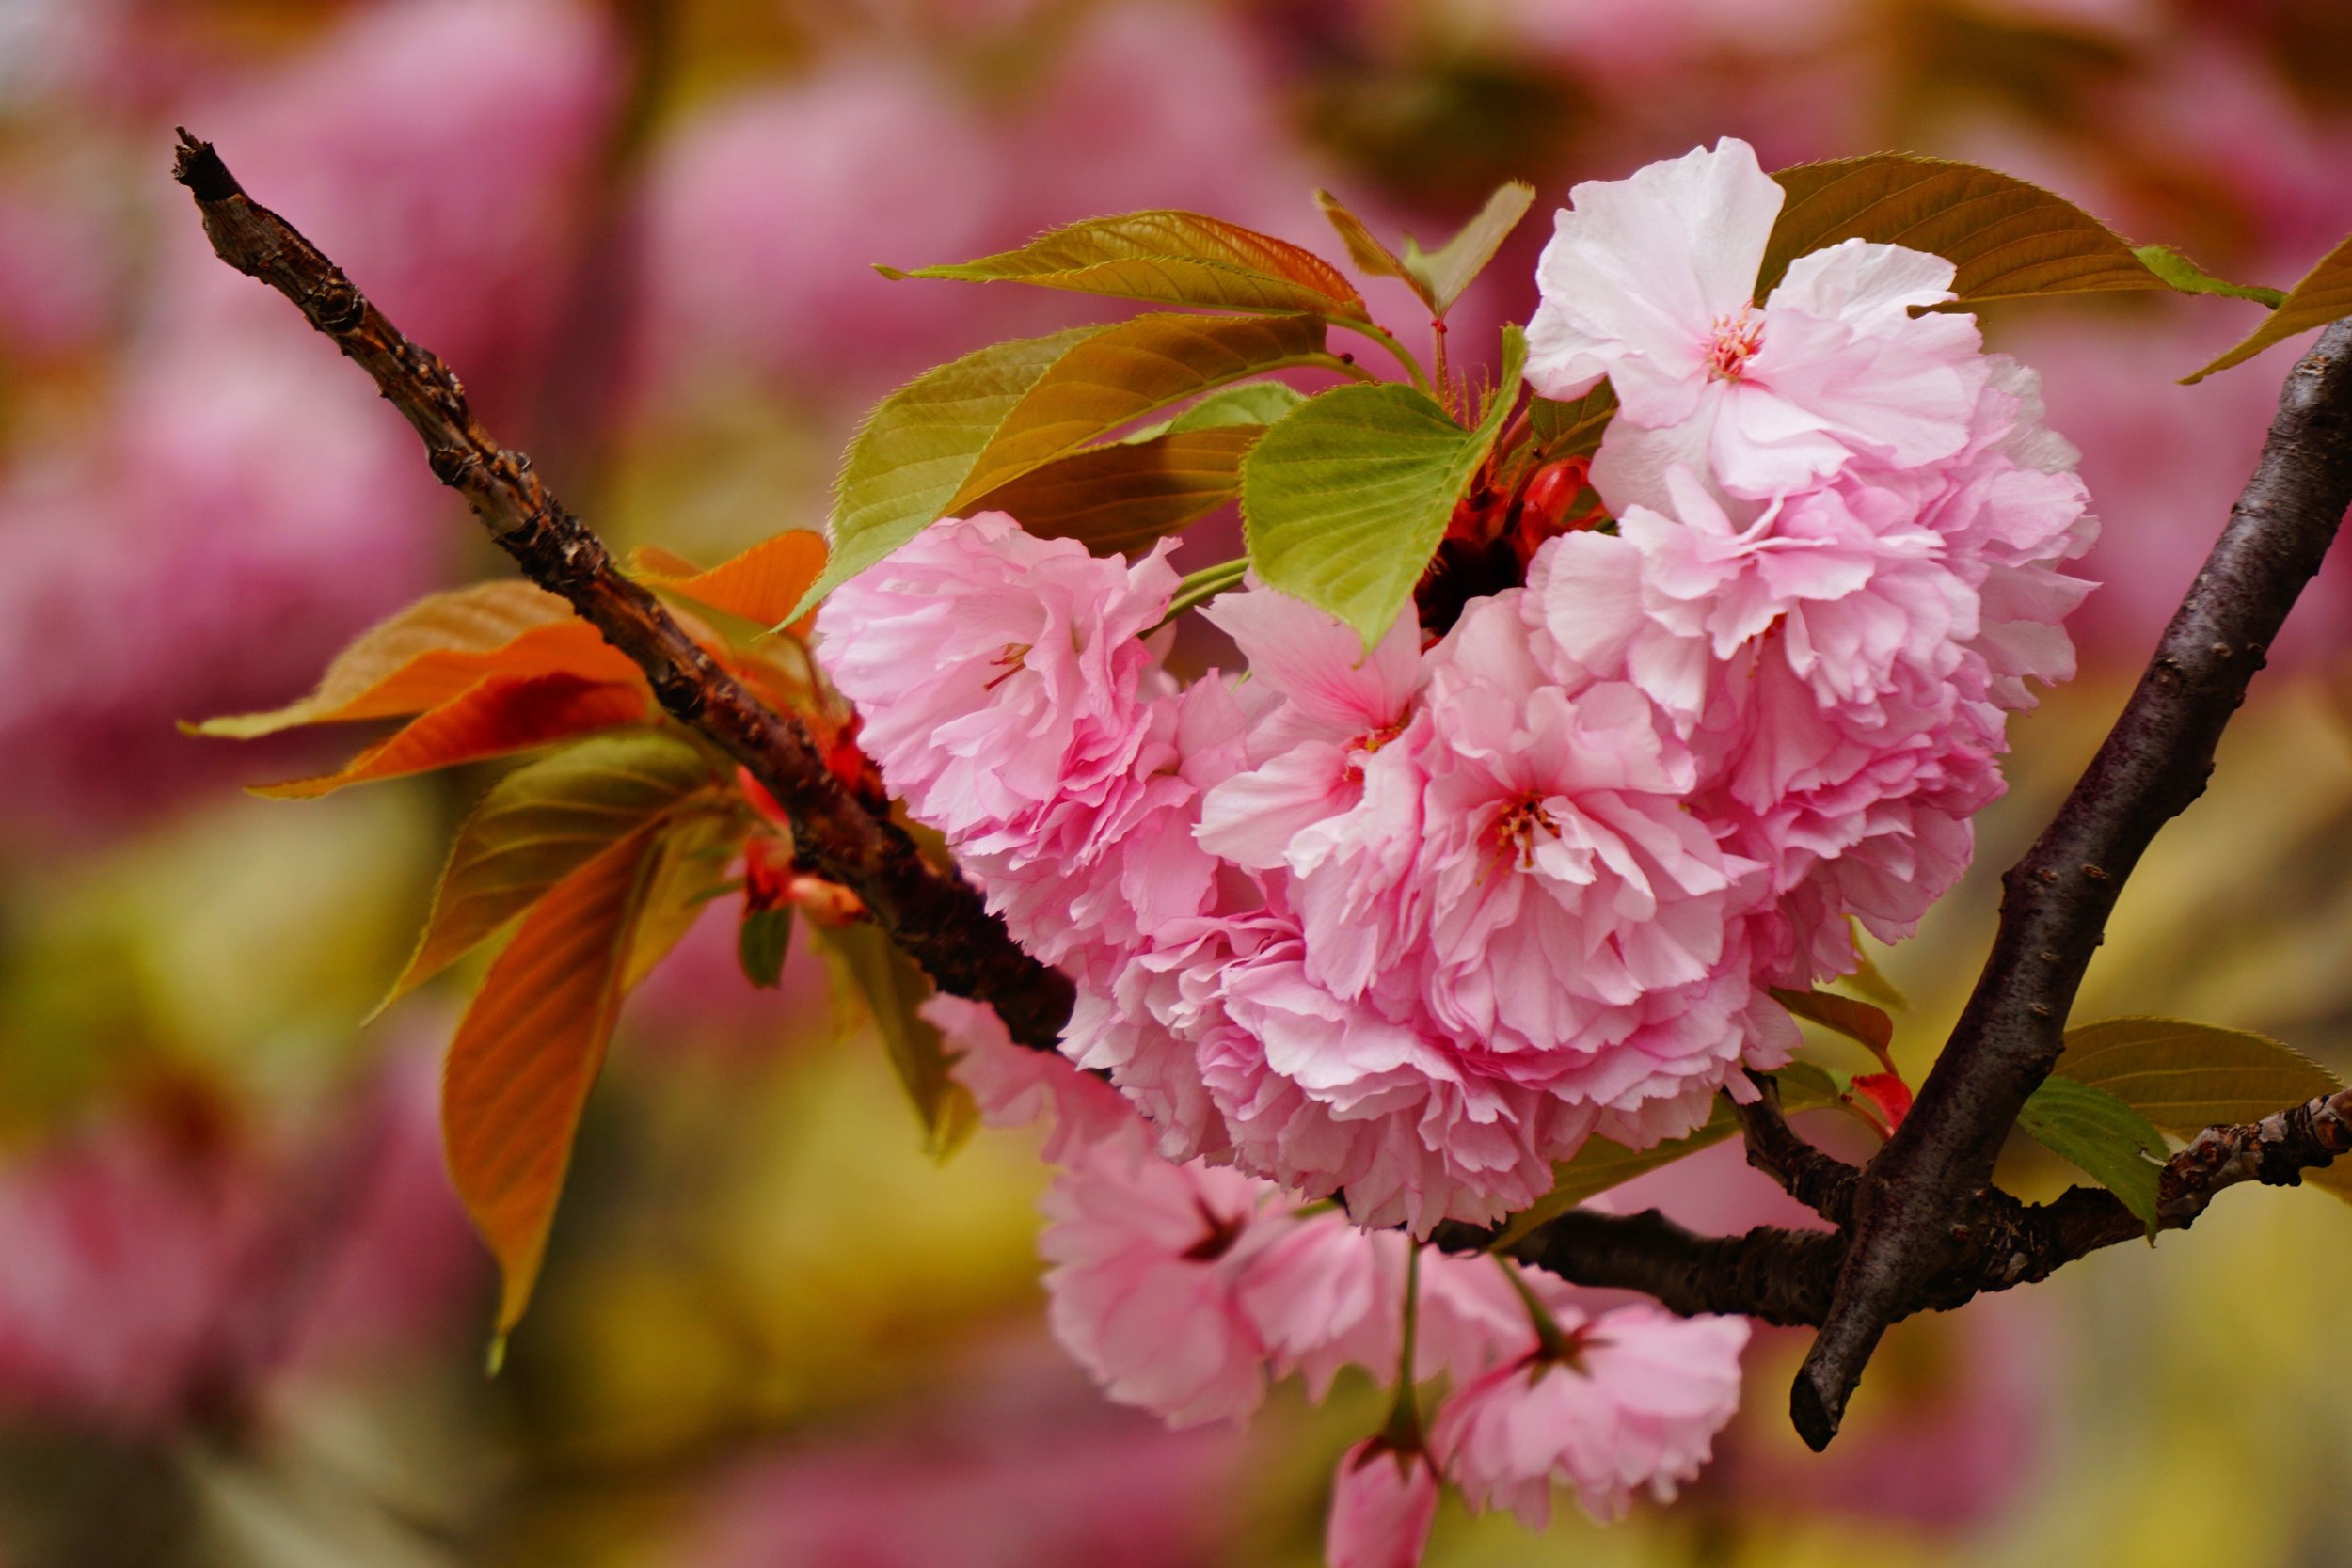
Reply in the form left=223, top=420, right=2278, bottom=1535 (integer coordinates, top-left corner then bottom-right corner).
left=1325, top=1439, right=1439, bottom=1568
left=1525, top=137, right=1987, bottom=505
left=928, top=994, right=1138, bottom=1164
left=1431, top=1304, right=1750, bottom=1528
left=1038, top=1139, right=1278, bottom=1427
left=815, top=513, right=1204, bottom=976
left=640, top=58, right=1016, bottom=403
left=1232, top=1207, right=1407, bottom=1400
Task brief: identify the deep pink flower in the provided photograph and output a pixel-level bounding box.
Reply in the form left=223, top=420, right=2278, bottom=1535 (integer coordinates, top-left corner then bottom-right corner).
left=1431, top=1304, right=1750, bottom=1528
left=1325, top=1439, right=1439, bottom=1568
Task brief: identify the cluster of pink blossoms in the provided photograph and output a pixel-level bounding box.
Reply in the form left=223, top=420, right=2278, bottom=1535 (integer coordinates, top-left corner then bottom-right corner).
left=932, top=994, right=1750, bottom=1557
left=819, top=136, right=2094, bottom=1233
left=818, top=135, right=2094, bottom=1548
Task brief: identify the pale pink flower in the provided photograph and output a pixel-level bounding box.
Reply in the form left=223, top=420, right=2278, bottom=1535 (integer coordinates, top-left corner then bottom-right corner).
left=817, top=513, right=1204, bottom=975
left=1431, top=1305, right=1750, bottom=1528
left=1524, top=137, right=1987, bottom=505
left=963, top=673, right=1248, bottom=981
left=1232, top=1209, right=1407, bottom=1400
left=1038, top=1139, right=1278, bottom=1427
left=1198, top=590, right=1429, bottom=1002
left=928, top=994, right=1138, bottom=1164
left=818, top=513, right=1176, bottom=837
left=1325, top=1440, right=1439, bottom=1568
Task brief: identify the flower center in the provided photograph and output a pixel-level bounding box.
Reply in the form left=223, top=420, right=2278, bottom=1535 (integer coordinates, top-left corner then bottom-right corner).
left=1493, top=793, right=1561, bottom=871
left=1705, top=306, right=1764, bottom=382
left=1179, top=1197, right=1248, bottom=1262
left=981, top=641, right=1031, bottom=692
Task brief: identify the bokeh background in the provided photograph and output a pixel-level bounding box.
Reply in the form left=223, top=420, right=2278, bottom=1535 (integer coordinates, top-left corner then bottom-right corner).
left=4, top=0, right=2352, bottom=1563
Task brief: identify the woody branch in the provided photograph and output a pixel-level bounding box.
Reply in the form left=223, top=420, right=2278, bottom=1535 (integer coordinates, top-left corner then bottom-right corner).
left=172, top=130, right=2352, bottom=1447
left=168, top=130, right=1074, bottom=1053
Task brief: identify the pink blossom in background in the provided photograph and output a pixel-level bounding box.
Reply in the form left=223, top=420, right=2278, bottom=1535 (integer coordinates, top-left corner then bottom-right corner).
left=281, top=1045, right=482, bottom=1374
left=641, top=57, right=1016, bottom=404
left=0, top=1053, right=475, bottom=1437
left=1431, top=1304, right=1749, bottom=1528
left=689, top=1338, right=1244, bottom=1568
left=2010, top=309, right=2352, bottom=669
left=0, top=175, right=114, bottom=357
left=1325, top=1439, right=1438, bottom=1568
left=0, top=340, right=443, bottom=844
left=1488, top=0, right=1857, bottom=77
left=1004, top=2, right=1325, bottom=245
left=164, top=0, right=622, bottom=419
left=0, top=1117, right=269, bottom=1435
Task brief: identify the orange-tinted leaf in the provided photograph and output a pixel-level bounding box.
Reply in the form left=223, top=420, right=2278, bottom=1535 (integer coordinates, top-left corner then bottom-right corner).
left=382, top=732, right=723, bottom=1009
left=1760, top=153, right=2162, bottom=303
left=881, top=210, right=1368, bottom=321
left=192, top=582, right=633, bottom=737
left=630, top=531, right=828, bottom=626
left=443, top=826, right=660, bottom=1336
left=2184, top=230, right=2352, bottom=383
left=253, top=673, right=650, bottom=800
left=1771, top=986, right=1896, bottom=1059
left=968, top=426, right=1261, bottom=553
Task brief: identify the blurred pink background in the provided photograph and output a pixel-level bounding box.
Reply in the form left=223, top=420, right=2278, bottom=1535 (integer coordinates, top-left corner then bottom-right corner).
left=4, top=2, right=2352, bottom=1564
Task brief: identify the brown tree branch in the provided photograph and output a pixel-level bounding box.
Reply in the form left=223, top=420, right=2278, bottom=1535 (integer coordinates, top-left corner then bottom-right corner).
left=1469, top=1085, right=2352, bottom=1333
left=168, top=130, right=1075, bottom=1052
left=1731, top=1077, right=1858, bottom=1226
left=174, top=128, right=2352, bottom=1445
left=1790, top=317, right=2352, bottom=1449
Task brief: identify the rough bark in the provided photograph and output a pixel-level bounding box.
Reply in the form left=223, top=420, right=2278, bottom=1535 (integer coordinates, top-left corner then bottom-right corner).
left=170, top=130, right=1075, bottom=1052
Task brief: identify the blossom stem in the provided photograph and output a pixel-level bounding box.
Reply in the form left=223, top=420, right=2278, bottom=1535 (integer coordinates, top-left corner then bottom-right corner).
left=1333, top=317, right=1438, bottom=400
left=1376, top=1243, right=1427, bottom=1450
left=1494, top=1257, right=1576, bottom=1364
left=1156, top=557, right=1250, bottom=627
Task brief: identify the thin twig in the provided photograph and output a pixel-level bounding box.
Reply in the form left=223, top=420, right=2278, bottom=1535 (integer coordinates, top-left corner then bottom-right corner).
left=169, top=131, right=1075, bottom=1052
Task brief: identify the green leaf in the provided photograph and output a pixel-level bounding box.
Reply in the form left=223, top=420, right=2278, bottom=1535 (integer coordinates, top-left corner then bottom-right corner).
left=947, top=313, right=1333, bottom=511
left=737, top=905, right=792, bottom=990
left=966, top=425, right=1260, bottom=555
left=2056, top=1016, right=2352, bottom=1205
left=2132, top=245, right=2287, bottom=309
left=2184, top=230, right=2352, bottom=383
left=378, top=732, right=723, bottom=1014
left=816, top=920, right=976, bottom=1158
left=623, top=810, right=742, bottom=990
left=1526, top=386, right=1617, bottom=461
left=1399, top=181, right=1536, bottom=316
left=442, top=824, right=663, bottom=1336
left=1838, top=923, right=1910, bottom=1011
left=1759, top=153, right=2164, bottom=303
left=1490, top=1063, right=1842, bottom=1247
left=879, top=210, right=1368, bottom=322
left=2015, top=1075, right=2168, bottom=1238
left=794, top=325, right=1104, bottom=621
left=1243, top=325, right=1527, bottom=647
left=1126, top=380, right=1306, bottom=440
left=1316, top=182, right=1536, bottom=317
